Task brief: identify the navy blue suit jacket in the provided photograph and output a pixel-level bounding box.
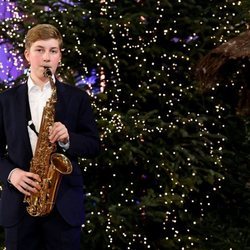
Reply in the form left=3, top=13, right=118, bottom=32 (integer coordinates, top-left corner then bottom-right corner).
left=0, top=80, right=100, bottom=227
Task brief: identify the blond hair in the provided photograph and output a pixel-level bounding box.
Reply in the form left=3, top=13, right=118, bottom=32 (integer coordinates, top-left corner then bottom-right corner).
left=25, top=24, right=63, bottom=50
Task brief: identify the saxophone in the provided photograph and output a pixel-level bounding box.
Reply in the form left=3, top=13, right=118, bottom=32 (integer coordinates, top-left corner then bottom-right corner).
left=24, top=67, right=72, bottom=216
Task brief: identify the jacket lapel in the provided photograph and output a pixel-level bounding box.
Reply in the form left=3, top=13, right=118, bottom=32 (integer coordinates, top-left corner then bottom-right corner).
left=55, top=80, right=71, bottom=123
left=16, top=83, right=33, bottom=159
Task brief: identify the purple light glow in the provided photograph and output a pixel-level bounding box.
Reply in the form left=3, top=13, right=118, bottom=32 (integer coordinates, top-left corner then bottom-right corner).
left=75, top=68, right=104, bottom=95
left=0, top=0, right=23, bottom=84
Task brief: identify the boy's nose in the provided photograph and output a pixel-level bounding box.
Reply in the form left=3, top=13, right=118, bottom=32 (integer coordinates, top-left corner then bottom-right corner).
left=43, top=52, right=50, bottom=61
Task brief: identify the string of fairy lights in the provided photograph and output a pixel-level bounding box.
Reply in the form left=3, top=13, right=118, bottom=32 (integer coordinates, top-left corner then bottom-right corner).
left=0, top=0, right=245, bottom=248
left=91, top=1, right=224, bottom=248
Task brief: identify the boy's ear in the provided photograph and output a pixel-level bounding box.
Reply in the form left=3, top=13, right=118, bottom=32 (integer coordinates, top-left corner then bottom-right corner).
left=24, top=49, right=30, bottom=64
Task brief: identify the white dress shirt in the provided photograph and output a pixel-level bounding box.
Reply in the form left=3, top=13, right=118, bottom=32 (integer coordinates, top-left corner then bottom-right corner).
left=27, top=76, right=52, bottom=155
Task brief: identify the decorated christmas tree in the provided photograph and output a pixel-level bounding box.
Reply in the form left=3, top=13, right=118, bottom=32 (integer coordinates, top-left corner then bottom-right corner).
left=0, top=0, right=250, bottom=249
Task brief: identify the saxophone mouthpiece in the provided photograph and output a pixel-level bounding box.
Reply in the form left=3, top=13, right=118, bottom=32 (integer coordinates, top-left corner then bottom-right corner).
left=44, top=67, right=52, bottom=78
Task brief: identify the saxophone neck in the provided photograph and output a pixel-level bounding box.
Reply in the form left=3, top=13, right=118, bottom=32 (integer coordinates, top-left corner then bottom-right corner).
left=43, top=67, right=56, bottom=89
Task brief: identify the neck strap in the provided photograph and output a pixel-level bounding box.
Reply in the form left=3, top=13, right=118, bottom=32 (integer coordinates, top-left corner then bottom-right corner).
left=26, top=92, right=39, bottom=136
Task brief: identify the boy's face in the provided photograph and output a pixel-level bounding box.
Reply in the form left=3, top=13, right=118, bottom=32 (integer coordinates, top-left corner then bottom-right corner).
left=25, top=38, right=62, bottom=83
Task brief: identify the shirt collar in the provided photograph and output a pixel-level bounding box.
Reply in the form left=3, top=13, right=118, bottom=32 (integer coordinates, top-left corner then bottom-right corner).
left=27, top=75, right=55, bottom=93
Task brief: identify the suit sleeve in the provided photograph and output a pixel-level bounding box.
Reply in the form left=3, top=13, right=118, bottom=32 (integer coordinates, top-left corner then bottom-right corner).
left=0, top=96, right=16, bottom=186
left=66, top=91, right=100, bottom=159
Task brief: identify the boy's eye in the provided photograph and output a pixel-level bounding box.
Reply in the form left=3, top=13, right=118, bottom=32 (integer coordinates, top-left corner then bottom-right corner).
left=35, top=48, right=44, bottom=53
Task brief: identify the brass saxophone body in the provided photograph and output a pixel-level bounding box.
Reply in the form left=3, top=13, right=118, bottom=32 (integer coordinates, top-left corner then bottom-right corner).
left=24, top=67, right=72, bottom=217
